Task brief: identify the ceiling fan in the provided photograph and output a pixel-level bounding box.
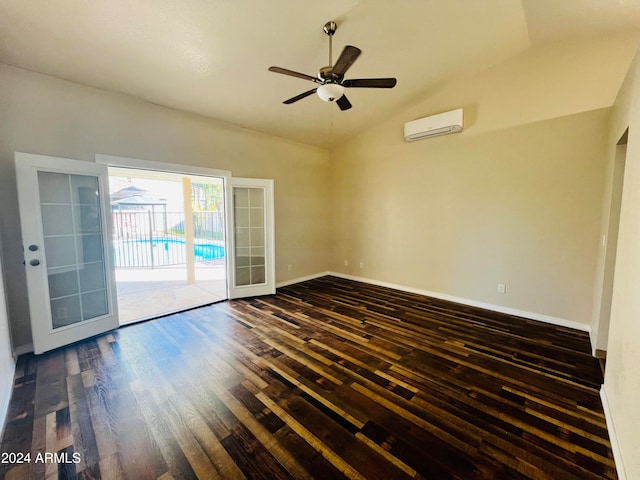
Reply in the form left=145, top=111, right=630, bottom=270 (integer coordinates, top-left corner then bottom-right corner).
left=268, top=21, right=397, bottom=111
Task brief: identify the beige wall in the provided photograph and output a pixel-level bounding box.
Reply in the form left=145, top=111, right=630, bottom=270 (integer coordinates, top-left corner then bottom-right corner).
left=0, top=64, right=331, bottom=349
left=601, top=49, right=640, bottom=479
left=331, top=109, right=609, bottom=325
left=328, top=32, right=640, bottom=477
left=330, top=34, right=640, bottom=328
left=385, top=32, right=638, bottom=139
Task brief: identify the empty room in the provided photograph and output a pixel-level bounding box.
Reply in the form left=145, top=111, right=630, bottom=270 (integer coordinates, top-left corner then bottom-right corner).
left=1, top=1, right=640, bottom=479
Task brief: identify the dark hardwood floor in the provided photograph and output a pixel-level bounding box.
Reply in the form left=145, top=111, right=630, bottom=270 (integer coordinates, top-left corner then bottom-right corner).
left=0, top=276, right=617, bottom=479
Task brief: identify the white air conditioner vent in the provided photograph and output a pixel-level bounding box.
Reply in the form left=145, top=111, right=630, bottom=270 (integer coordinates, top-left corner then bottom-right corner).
left=404, top=109, right=463, bottom=142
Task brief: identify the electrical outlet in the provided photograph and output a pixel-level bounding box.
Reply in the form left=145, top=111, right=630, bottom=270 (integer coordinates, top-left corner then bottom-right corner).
left=287, top=264, right=292, bottom=272
left=359, top=262, right=364, bottom=269
left=497, top=284, right=506, bottom=294
left=344, top=260, right=349, bottom=267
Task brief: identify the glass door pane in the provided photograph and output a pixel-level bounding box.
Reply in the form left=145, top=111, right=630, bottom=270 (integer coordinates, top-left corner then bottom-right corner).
left=233, top=187, right=266, bottom=286
left=38, top=172, right=109, bottom=329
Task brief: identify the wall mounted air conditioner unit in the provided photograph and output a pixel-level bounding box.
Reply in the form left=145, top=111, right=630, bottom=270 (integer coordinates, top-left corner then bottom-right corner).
left=404, top=108, right=463, bottom=142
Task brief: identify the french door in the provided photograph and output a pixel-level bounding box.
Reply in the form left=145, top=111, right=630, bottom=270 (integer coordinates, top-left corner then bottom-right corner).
left=228, top=178, right=275, bottom=299
left=15, top=153, right=119, bottom=354
left=15, top=153, right=275, bottom=353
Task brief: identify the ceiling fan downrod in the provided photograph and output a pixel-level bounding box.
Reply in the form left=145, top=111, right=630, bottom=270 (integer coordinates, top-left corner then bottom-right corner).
left=323, top=21, right=337, bottom=67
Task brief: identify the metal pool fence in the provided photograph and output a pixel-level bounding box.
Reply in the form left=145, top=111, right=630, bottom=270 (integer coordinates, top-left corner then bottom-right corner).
left=112, top=210, right=224, bottom=268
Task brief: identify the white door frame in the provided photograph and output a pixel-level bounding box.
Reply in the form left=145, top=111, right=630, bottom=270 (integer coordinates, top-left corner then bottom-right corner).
left=97, top=155, right=276, bottom=301
left=97, top=155, right=234, bottom=300
left=96, top=156, right=276, bottom=301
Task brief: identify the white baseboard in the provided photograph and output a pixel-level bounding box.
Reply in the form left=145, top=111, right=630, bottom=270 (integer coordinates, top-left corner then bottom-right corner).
left=327, top=272, right=591, bottom=333
left=14, top=273, right=589, bottom=353
left=277, top=271, right=330, bottom=289
left=600, top=387, right=626, bottom=480
left=13, top=343, right=33, bottom=356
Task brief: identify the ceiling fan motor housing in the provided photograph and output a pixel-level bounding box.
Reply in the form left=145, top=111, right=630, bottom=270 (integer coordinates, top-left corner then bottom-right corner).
left=318, top=65, right=342, bottom=82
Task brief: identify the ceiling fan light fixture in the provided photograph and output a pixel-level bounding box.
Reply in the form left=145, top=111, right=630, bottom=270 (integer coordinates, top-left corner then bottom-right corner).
left=316, top=83, right=344, bottom=102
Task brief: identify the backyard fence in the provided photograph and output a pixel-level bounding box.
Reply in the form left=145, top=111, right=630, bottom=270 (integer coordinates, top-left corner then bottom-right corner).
left=112, top=210, right=224, bottom=268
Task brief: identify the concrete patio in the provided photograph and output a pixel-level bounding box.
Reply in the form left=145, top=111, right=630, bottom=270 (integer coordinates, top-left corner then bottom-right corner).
left=115, top=264, right=227, bottom=324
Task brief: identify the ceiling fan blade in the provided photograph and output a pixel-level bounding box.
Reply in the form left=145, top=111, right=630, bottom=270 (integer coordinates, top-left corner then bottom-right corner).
left=336, top=94, right=352, bottom=111
left=332, top=45, right=362, bottom=77
left=283, top=88, right=317, bottom=104
left=343, top=78, right=397, bottom=88
left=269, top=66, right=320, bottom=84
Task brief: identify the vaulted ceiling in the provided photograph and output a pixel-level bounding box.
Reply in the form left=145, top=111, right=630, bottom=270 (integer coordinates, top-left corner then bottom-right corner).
left=2, top=0, right=640, bottom=149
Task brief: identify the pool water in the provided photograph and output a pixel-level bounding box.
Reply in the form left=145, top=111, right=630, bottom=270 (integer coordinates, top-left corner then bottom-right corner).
left=114, top=238, right=225, bottom=268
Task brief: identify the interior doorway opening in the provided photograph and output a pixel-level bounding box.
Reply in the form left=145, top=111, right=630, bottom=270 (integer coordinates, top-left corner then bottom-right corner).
left=595, top=128, right=628, bottom=363
left=109, top=167, right=227, bottom=324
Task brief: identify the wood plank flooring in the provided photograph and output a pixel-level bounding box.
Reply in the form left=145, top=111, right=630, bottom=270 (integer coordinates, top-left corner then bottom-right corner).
left=0, top=276, right=617, bottom=479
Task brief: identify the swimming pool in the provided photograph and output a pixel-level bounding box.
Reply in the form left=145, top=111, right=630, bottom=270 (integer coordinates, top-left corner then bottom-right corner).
left=114, top=238, right=225, bottom=268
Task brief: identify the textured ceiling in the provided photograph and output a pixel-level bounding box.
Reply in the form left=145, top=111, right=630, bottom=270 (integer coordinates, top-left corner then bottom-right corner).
left=1, top=0, right=640, bottom=149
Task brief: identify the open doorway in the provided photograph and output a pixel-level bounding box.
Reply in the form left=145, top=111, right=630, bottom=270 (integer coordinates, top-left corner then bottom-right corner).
left=595, top=128, right=628, bottom=365
left=109, top=167, right=227, bottom=324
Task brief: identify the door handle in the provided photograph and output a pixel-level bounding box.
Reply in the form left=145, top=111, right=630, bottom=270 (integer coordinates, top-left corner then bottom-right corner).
left=29, top=259, right=40, bottom=266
